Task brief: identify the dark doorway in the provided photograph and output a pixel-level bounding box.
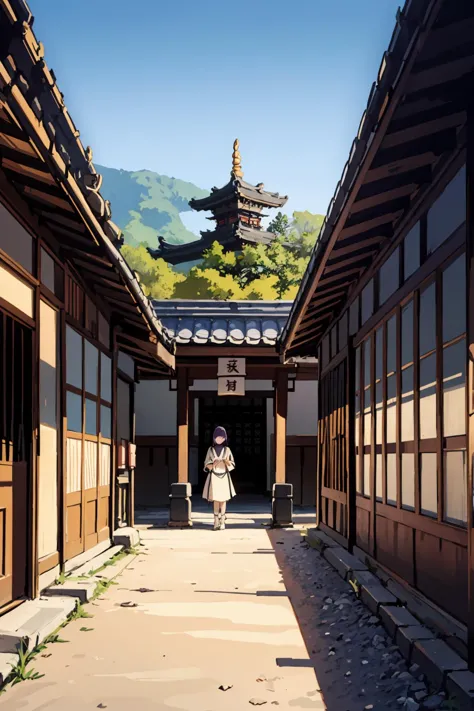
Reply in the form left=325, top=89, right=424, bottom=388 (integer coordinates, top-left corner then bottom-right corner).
left=198, top=396, right=267, bottom=495
left=0, top=310, right=32, bottom=607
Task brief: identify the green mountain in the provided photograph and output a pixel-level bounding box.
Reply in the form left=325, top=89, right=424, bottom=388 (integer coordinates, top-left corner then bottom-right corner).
left=97, top=164, right=209, bottom=248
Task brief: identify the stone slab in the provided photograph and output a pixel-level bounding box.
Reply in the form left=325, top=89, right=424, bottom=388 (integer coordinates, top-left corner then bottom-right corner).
left=72, top=544, right=123, bottom=578
left=38, top=564, right=60, bottom=593
left=64, top=539, right=111, bottom=574
left=411, top=638, right=467, bottom=689
left=360, top=583, right=397, bottom=615
left=306, top=529, right=340, bottom=552
left=395, top=625, right=436, bottom=662
left=0, top=653, right=18, bottom=684
left=0, top=596, right=77, bottom=654
left=43, top=580, right=97, bottom=603
left=113, top=527, right=140, bottom=549
left=323, top=547, right=368, bottom=580
left=348, top=570, right=379, bottom=587
left=446, top=670, right=474, bottom=711
left=379, top=605, right=420, bottom=639
left=94, top=551, right=134, bottom=582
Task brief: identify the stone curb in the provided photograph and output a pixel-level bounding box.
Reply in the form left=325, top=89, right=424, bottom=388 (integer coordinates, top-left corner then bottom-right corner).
left=305, top=528, right=471, bottom=708
left=0, top=543, right=137, bottom=688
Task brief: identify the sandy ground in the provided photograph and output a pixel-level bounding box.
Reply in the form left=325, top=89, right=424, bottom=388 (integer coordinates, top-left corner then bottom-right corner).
left=0, top=508, right=426, bottom=710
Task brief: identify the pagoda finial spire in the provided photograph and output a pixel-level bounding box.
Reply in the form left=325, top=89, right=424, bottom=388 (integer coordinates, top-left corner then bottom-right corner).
left=231, top=138, right=243, bottom=179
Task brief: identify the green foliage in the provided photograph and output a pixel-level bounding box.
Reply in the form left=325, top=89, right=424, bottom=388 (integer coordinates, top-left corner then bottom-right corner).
left=69, top=601, right=93, bottom=621
left=8, top=639, right=45, bottom=686
left=121, top=244, right=185, bottom=299
left=97, top=165, right=208, bottom=248
left=121, top=210, right=324, bottom=301
left=267, top=211, right=290, bottom=236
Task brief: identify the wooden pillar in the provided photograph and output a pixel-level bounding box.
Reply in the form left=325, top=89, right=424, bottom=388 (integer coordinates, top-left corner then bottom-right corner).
left=110, top=327, right=118, bottom=532
left=128, top=380, right=136, bottom=528
left=275, top=370, right=288, bottom=484
left=466, top=104, right=474, bottom=670
left=177, top=367, right=189, bottom=483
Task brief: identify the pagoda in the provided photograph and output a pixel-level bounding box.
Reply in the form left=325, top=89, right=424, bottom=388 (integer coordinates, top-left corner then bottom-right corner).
left=148, top=139, right=289, bottom=265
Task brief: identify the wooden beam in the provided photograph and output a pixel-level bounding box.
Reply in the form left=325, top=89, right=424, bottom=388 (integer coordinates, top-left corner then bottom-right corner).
left=275, top=371, right=288, bottom=484
left=177, top=367, right=189, bottom=483
left=466, top=101, right=474, bottom=671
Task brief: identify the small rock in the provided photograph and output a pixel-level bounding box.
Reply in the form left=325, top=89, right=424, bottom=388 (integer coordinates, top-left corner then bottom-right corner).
left=364, top=706, right=374, bottom=710
left=120, top=601, right=138, bottom=608
left=421, top=695, right=443, bottom=710
left=404, top=700, right=419, bottom=711
left=362, top=660, right=369, bottom=665
left=219, top=685, right=233, bottom=691
left=97, top=706, right=107, bottom=710
left=345, top=671, right=351, bottom=677
left=414, top=691, right=427, bottom=702
left=249, top=699, right=267, bottom=706
left=409, top=664, right=420, bottom=676
left=398, top=672, right=414, bottom=681
left=368, top=616, right=379, bottom=624
left=397, top=698, right=407, bottom=706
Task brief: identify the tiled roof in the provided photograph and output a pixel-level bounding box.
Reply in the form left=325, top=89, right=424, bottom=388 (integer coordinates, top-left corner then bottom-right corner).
left=152, top=300, right=293, bottom=346
left=189, top=179, right=288, bottom=211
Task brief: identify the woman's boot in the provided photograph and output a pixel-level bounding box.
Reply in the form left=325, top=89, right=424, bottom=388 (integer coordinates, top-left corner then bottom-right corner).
left=219, top=514, right=226, bottom=530
left=213, top=514, right=220, bottom=531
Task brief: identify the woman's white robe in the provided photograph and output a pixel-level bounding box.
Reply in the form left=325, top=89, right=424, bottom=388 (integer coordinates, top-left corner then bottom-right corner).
left=202, top=446, right=236, bottom=502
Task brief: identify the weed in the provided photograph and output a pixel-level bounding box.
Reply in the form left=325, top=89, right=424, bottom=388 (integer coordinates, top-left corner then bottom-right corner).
left=7, top=639, right=45, bottom=686
left=349, top=578, right=361, bottom=598
left=54, top=571, right=67, bottom=586
left=93, top=578, right=118, bottom=599
left=68, top=601, right=93, bottom=621
left=43, top=633, right=69, bottom=644
left=79, top=627, right=94, bottom=632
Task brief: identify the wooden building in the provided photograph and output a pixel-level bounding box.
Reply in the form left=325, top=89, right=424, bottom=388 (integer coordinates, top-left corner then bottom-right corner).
left=148, top=139, right=289, bottom=265
left=135, top=300, right=318, bottom=508
left=281, top=0, right=474, bottom=661
left=0, top=0, right=174, bottom=612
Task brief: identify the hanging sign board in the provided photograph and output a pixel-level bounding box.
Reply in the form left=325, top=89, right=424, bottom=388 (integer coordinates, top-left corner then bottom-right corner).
left=218, top=357, right=246, bottom=377
left=218, top=376, right=245, bottom=396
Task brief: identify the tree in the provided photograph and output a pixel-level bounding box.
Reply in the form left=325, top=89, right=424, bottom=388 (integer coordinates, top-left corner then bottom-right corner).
left=121, top=243, right=185, bottom=299
left=121, top=210, right=325, bottom=302
left=267, top=211, right=290, bottom=237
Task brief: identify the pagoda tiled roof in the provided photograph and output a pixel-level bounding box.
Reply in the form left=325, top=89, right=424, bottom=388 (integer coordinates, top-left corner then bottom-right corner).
left=148, top=222, right=286, bottom=264
left=189, top=178, right=288, bottom=211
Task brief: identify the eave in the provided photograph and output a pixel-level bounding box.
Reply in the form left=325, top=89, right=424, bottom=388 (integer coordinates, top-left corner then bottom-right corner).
left=0, top=0, right=176, bottom=375
left=281, top=0, right=472, bottom=358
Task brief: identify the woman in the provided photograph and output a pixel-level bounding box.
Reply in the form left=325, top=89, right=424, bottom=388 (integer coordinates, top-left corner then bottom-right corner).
left=202, top=426, right=236, bottom=530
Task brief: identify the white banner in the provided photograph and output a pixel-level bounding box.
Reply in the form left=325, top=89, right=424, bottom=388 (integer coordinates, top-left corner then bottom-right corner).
left=218, top=376, right=245, bottom=396
left=218, top=357, right=246, bottom=377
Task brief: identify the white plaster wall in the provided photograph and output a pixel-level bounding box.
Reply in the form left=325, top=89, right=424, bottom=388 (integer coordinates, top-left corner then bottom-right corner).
left=135, top=380, right=177, bottom=436
left=287, top=380, right=318, bottom=436
left=118, top=351, right=135, bottom=380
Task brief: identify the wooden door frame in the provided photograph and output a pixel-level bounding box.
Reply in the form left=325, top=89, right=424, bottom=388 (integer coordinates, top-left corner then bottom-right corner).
left=0, top=302, right=36, bottom=606
left=196, top=392, right=270, bottom=494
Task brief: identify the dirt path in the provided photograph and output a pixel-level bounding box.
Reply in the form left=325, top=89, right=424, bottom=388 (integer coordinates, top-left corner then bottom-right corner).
left=0, top=511, right=433, bottom=710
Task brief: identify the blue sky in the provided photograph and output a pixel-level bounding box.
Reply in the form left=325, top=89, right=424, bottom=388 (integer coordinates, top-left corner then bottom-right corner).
left=30, top=0, right=400, bottom=225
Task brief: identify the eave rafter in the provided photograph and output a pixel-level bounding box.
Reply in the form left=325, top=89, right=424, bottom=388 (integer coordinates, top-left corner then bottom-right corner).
left=282, top=0, right=474, bottom=358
